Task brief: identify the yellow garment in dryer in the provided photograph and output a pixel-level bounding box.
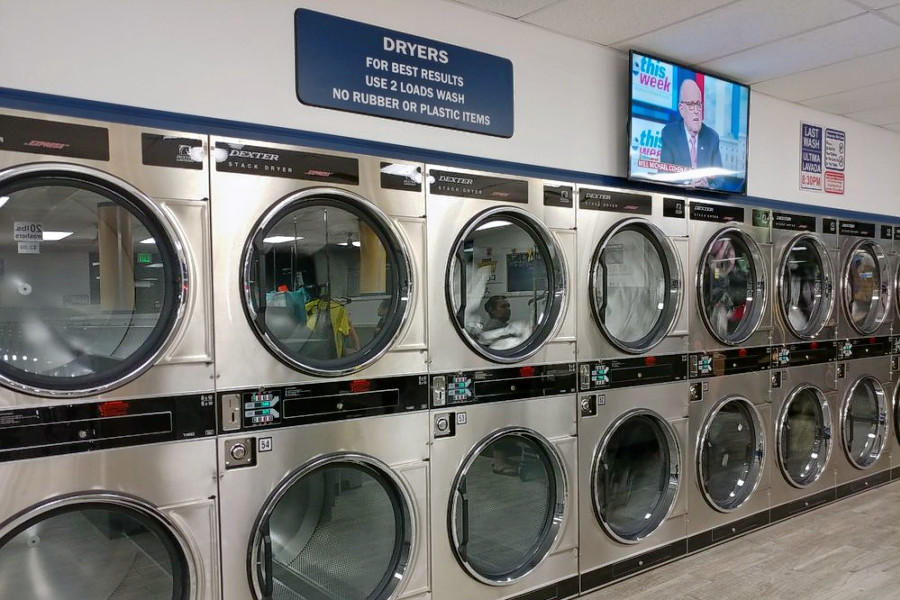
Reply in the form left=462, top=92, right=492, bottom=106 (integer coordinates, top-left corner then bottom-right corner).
left=305, top=299, right=351, bottom=358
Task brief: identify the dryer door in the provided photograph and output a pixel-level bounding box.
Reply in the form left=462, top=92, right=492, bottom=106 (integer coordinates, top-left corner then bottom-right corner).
left=0, top=494, right=195, bottom=600
left=249, top=454, right=414, bottom=600
left=697, top=397, right=765, bottom=512
left=447, top=207, right=567, bottom=363
left=698, top=228, right=767, bottom=345
left=593, top=409, right=680, bottom=542
left=243, top=189, right=413, bottom=376
left=841, top=376, right=888, bottom=468
left=448, top=428, right=566, bottom=585
left=777, top=234, right=834, bottom=339
left=0, top=164, right=188, bottom=397
left=776, top=385, right=832, bottom=487
left=842, top=240, right=890, bottom=335
left=590, top=219, right=682, bottom=353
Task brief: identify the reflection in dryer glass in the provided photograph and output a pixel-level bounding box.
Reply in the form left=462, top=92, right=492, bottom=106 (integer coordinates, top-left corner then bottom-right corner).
left=701, top=233, right=759, bottom=344
left=845, top=245, right=884, bottom=333
left=843, top=378, right=886, bottom=468
left=700, top=399, right=762, bottom=511
left=247, top=200, right=409, bottom=372
left=0, top=182, right=178, bottom=389
left=779, top=387, right=829, bottom=486
left=259, top=463, right=411, bottom=600
left=452, top=435, right=557, bottom=581
left=450, top=218, right=550, bottom=356
left=595, top=414, right=678, bottom=541
left=594, top=227, right=668, bottom=349
left=0, top=506, right=184, bottom=600
left=780, top=240, right=827, bottom=337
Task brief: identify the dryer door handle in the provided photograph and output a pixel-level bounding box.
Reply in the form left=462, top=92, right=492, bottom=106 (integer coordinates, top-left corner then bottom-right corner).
left=457, top=478, right=470, bottom=562
left=260, top=520, right=274, bottom=600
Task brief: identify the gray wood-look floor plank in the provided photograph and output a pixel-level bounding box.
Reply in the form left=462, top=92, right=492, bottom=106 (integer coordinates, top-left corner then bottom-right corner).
left=577, top=481, right=900, bottom=600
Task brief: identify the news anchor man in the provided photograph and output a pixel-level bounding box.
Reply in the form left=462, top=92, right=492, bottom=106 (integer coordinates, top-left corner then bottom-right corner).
left=660, top=78, right=722, bottom=188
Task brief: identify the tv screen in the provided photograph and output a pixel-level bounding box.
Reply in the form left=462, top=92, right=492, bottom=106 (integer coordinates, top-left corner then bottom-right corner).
left=628, top=50, right=750, bottom=194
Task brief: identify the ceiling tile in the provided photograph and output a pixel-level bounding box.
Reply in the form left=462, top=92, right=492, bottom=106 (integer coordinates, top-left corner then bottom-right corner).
left=845, top=104, right=900, bottom=125
left=449, top=0, right=561, bottom=19
left=620, top=0, right=863, bottom=64
left=698, top=13, right=900, bottom=83
left=521, top=0, right=736, bottom=46
left=752, top=47, right=900, bottom=101
left=800, top=79, right=900, bottom=113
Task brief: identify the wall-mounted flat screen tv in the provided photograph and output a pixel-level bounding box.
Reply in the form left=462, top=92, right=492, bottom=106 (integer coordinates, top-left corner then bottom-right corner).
left=628, top=50, right=750, bottom=194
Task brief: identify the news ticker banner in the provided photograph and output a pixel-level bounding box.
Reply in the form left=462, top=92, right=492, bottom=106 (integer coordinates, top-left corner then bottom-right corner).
left=800, top=122, right=845, bottom=195
left=294, top=9, right=514, bottom=138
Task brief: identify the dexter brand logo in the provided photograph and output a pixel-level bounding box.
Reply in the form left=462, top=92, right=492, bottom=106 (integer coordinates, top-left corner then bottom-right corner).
left=305, top=169, right=333, bottom=178
left=26, top=139, right=69, bottom=150
left=228, top=149, right=279, bottom=161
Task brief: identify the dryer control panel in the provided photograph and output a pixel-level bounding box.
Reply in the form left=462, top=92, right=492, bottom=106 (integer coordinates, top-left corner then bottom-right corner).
left=430, top=363, right=576, bottom=408
left=218, top=374, right=429, bottom=433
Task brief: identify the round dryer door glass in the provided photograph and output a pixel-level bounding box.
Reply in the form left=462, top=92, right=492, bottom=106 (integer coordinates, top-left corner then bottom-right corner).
left=243, top=191, right=412, bottom=376
left=251, top=456, right=413, bottom=600
left=698, top=230, right=766, bottom=345
left=590, top=220, right=682, bottom=353
left=0, top=500, right=191, bottom=600
left=447, top=208, right=566, bottom=363
left=842, top=377, right=888, bottom=468
left=450, top=430, right=566, bottom=584
left=777, top=386, right=831, bottom=487
left=698, top=397, right=765, bottom=512
left=843, top=241, right=889, bottom=335
left=778, top=235, right=833, bottom=339
left=593, top=410, right=680, bottom=542
left=0, top=165, right=186, bottom=397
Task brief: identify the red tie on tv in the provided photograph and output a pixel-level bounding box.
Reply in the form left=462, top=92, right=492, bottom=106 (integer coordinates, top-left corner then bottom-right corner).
left=689, top=135, right=697, bottom=169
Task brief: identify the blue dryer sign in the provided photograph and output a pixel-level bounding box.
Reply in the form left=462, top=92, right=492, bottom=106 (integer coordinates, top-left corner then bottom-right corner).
left=295, top=9, right=514, bottom=137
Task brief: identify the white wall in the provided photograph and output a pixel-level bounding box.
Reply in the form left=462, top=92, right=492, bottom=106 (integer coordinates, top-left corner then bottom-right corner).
left=1, top=0, right=898, bottom=215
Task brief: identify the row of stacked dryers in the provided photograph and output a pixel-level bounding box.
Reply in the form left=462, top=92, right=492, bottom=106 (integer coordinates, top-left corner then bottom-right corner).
left=0, top=108, right=898, bottom=600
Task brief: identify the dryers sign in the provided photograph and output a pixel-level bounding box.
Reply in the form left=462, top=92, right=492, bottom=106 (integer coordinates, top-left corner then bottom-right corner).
left=295, top=9, right=514, bottom=137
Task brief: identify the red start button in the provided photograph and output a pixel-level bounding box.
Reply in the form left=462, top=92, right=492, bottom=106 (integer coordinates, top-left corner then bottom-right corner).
left=644, top=356, right=657, bottom=367
left=519, top=366, right=535, bottom=377
left=738, top=348, right=748, bottom=357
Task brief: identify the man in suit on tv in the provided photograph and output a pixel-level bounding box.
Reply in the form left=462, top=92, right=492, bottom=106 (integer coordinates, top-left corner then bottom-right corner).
left=660, top=78, right=722, bottom=189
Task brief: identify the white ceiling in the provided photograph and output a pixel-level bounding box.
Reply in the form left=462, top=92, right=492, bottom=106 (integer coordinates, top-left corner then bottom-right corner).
left=450, top=0, right=900, bottom=133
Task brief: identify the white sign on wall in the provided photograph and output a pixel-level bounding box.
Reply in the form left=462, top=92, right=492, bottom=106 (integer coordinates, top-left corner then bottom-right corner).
left=800, top=122, right=845, bottom=195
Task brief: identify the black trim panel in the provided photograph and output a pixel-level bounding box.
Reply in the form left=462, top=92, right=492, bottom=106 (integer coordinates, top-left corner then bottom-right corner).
left=0, top=394, right=216, bottom=462
left=508, top=576, right=579, bottom=600
left=836, top=336, right=892, bottom=361
left=689, top=346, right=771, bottom=378
left=687, top=510, right=770, bottom=553
left=770, top=488, right=836, bottom=522
left=770, top=341, right=836, bottom=368
left=430, top=363, right=576, bottom=408
left=579, top=539, right=687, bottom=592
left=578, top=354, right=688, bottom=391
left=835, top=470, right=892, bottom=499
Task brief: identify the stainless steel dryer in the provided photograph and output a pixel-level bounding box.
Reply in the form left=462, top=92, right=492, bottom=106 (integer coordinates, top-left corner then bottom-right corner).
left=430, top=372, right=579, bottom=600
left=768, top=361, right=837, bottom=522
left=0, top=394, right=219, bottom=600
left=575, top=186, right=687, bottom=362
left=210, top=136, right=426, bottom=389
left=576, top=356, right=689, bottom=593
left=833, top=355, right=892, bottom=499
left=425, top=166, right=575, bottom=373
left=835, top=218, right=893, bottom=358
left=217, top=376, right=430, bottom=600
left=686, top=359, right=772, bottom=552
left=770, top=209, right=838, bottom=350
left=687, top=199, right=771, bottom=353
left=891, top=353, right=900, bottom=481
left=0, top=109, right=213, bottom=408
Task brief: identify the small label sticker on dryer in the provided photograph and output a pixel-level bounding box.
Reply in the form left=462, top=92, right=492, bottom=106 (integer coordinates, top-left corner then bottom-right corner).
left=17, top=242, right=39, bottom=254
left=663, top=197, right=685, bottom=218
left=141, top=133, right=204, bottom=170
left=543, top=185, right=574, bottom=208
left=380, top=162, right=422, bottom=192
